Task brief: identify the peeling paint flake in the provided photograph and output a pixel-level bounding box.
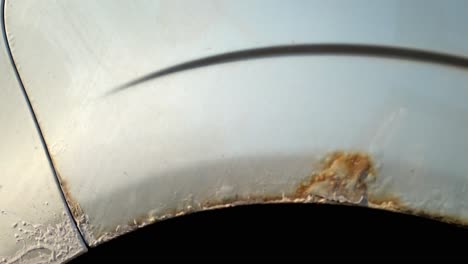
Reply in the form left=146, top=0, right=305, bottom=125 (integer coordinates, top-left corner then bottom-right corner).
left=59, top=150, right=468, bottom=246
left=66, top=152, right=379, bottom=245
left=54, top=176, right=95, bottom=245
left=0, top=2, right=87, bottom=260
left=0, top=213, right=82, bottom=264
left=295, top=152, right=376, bottom=204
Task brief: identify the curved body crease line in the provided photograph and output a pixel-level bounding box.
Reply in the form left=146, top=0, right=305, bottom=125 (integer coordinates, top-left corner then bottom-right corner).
left=4, top=0, right=468, bottom=247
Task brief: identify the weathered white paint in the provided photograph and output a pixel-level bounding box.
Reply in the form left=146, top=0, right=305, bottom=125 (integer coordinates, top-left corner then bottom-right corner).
left=4, top=0, right=468, bottom=246
left=0, top=1, right=86, bottom=261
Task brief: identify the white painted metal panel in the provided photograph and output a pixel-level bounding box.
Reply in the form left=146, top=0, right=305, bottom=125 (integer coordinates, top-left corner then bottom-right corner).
left=0, top=2, right=86, bottom=262
left=4, top=0, right=468, bottom=246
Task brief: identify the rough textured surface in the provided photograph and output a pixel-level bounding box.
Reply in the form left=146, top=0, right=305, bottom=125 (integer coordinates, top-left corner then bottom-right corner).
left=5, top=0, right=468, bottom=248
left=55, top=176, right=98, bottom=245
left=61, top=151, right=467, bottom=246
left=0, top=0, right=87, bottom=260
left=0, top=212, right=83, bottom=264
left=295, top=152, right=376, bottom=203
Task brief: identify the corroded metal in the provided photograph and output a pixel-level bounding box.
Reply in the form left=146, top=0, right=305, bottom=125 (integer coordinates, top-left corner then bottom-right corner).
left=0, top=0, right=86, bottom=261
left=5, top=0, right=468, bottom=248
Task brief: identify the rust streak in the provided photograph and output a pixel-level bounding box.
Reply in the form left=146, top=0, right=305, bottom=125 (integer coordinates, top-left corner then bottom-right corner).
left=56, top=172, right=84, bottom=221
left=120, top=193, right=327, bottom=240
left=295, top=151, right=376, bottom=203
left=56, top=150, right=467, bottom=245
left=55, top=172, right=96, bottom=244
left=368, top=194, right=466, bottom=227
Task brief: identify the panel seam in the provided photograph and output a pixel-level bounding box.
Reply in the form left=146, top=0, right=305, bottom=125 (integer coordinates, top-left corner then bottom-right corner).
left=1, top=0, right=89, bottom=249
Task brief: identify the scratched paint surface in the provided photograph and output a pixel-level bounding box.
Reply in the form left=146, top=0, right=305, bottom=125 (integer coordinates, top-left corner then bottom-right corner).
left=0, top=2, right=86, bottom=262
left=4, top=0, right=468, bottom=247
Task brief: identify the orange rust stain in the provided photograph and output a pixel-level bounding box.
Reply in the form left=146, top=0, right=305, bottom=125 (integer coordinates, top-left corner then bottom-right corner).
left=123, top=192, right=337, bottom=233
left=368, top=193, right=465, bottom=227
left=200, top=194, right=286, bottom=209
left=110, top=151, right=381, bottom=238
left=123, top=190, right=467, bottom=240
left=62, top=150, right=467, bottom=241
left=294, top=151, right=376, bottom=202
left=368, top=193, right=402, bottom=210
left=50, top=154, right=86, bottom=222
left=125, top=194, right=291, bottom=230
left=55, top=172, right=85, bottom=221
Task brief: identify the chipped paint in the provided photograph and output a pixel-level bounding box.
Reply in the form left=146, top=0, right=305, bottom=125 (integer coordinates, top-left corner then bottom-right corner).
left=295, top=151, right=376, bottom=204
left=367, top=194, right=466, bottom=227
left=76, top=193, right=330, bottom=246
left=0, top=212, right=82, bottom=264
left=53, top=174, right=95, bottom=245
left=56, top=151, right=467, bottom=247
left=55, top=177, right=82, bottom=226
left=6, top=0, right=468, bottom=251
left=0, top=0, right=87, bottom=258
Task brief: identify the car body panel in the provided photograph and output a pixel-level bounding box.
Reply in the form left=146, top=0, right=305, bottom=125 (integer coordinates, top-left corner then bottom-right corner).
left=0, top=1, right=86, bottom=262
left=4, top=0, right=468, bottom=246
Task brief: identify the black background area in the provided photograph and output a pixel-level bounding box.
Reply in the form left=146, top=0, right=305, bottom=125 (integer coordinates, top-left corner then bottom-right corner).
left=70, top=203, right=468, bottom=261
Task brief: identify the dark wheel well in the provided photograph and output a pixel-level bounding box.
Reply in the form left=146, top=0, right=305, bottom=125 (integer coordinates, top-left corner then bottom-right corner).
left=70, top=203, right=468, bottom=261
